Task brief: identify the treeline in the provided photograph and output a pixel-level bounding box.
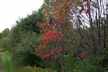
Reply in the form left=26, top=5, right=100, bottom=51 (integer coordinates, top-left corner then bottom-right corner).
left=0, top=0, right=108, bottom=72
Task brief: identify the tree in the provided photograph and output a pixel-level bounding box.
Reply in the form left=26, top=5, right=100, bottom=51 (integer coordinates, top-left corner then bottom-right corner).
left=36, top=0, right=80, bottom=72
left=6, top=9, right=45, bottom=66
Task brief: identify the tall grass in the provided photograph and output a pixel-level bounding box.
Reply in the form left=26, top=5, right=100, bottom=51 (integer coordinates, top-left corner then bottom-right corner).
left=1, top=51, right=13, bottom=72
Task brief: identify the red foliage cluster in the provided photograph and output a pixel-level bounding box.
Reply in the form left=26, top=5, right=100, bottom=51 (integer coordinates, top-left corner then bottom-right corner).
left=42, top=31, right=63, bottom=44
left=38, top=48, right=64, bottom=60
left=37, top=31, right=64, bottom=61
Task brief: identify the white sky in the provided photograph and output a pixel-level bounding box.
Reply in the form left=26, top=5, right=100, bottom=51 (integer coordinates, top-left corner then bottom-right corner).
left=0, top=0, right=44, bottom=32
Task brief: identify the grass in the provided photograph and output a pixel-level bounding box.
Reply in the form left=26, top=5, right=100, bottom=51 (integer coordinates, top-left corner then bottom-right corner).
left=15, top=66, right=57, bottom=72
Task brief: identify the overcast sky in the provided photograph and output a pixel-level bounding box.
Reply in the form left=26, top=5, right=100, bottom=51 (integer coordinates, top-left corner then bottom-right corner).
left=0, top=0, right=44, bottom=32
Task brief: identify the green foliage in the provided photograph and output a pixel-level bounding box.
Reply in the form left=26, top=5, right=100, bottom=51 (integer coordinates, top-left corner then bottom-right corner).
left=103, top=48, right=108, bottom=71
left=1, top=28, right=10, bottom=37
left=0, top=9, right=45, bottom=67
left=10, top=27, right=43, bottom=66
left=15, top=9, right=44, bottom=33
left=0, top=28, right=11, bottom=51
left=13, top=32, right=42, bottom=66
left=64, top=54, right=104, bottom=72
left=0, top=8, right=47, bottom=70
